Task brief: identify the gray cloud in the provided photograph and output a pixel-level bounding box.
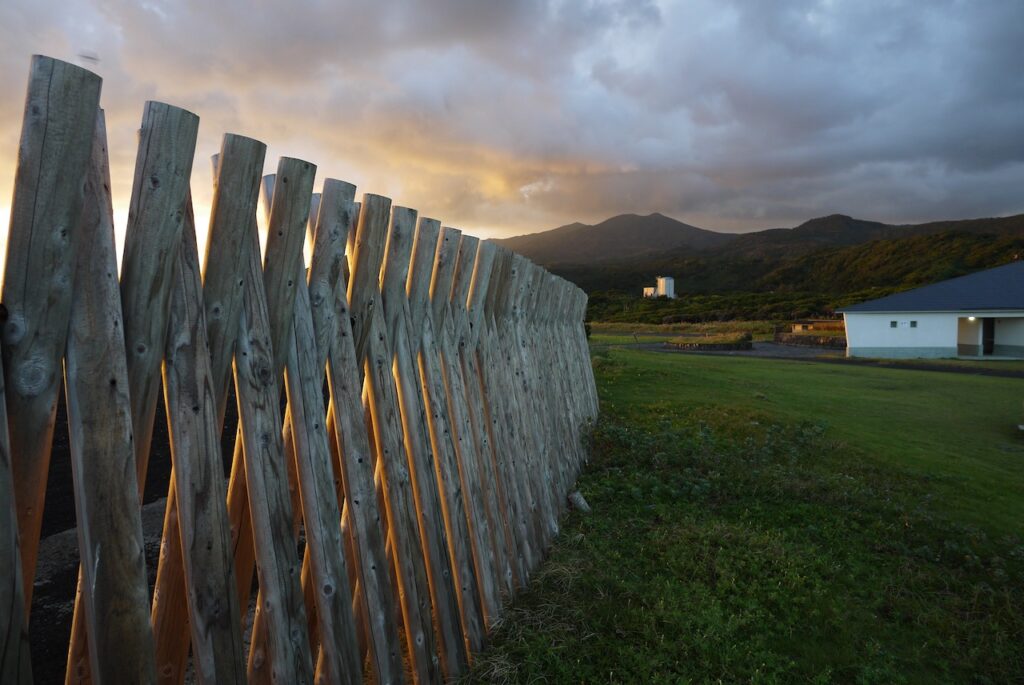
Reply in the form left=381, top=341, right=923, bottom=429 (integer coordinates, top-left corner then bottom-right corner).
left=0, top=0, right=1022, bottom=242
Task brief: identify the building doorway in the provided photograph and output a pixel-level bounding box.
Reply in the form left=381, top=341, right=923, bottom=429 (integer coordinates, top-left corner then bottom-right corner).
left=982, top=318, right=995, bottom=355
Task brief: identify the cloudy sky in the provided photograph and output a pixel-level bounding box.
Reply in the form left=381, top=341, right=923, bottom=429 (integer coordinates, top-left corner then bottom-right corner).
left=1, top=0, right=1023, bottom=249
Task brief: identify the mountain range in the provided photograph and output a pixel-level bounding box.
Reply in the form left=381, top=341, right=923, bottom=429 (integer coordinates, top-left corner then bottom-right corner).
left=496, top=212, right=1024, bottom=296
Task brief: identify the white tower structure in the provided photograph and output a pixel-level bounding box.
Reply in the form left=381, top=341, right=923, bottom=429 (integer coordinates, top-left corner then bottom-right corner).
left=656, top=276, right=676, bottom=299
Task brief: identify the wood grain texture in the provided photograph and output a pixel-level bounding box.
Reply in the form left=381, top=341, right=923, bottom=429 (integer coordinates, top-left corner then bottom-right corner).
left=226, top=161, right=318, bottom=683
left=457, top=241, right=515, bottom=605
left=247, top=175, right=362, bottom=685
left=233, top=228, right=315, bottom=683
left=482, top=249, right=543, bottom=575
left=63, top=111, right=157, bottom=684
left=382, top=209, right=472, bottom=675
left=261, top=159, right=317, bottom=371
left=475, top=248, right=531, bottom=590
left=157, top=199, right=246, bottom=685
left=66, top=98, right=199, bottom=683
left=1, top=55, right=101, bottom=608
left=409, top=220, right=487, bottom=641
left=311, top=187, right=406, bottom=685
left=203, top=138, right=268, bottom=420
left=280, top=261, right=362, bottom=685
left=349, top=194, right=442, bottom=684
left=0, top=56, right=596, bottom=679
left=432, top=235, right=502, bottom=634
left=513, top=258, right=559, bottom=549
left=119, top=101, right=201, bottom=488
left=150, top=138, right=267, bottom=685
left=0, top=353, right=29, bottom=684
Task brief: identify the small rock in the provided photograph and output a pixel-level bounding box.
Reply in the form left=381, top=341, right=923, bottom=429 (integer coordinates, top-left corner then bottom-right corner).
left=568, top=490, right=591, bottom=513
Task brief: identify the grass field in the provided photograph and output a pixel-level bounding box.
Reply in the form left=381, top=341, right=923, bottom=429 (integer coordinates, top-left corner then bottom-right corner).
left=591, top=320, right=776, bottom=344
left=467, top=349, right=1024, bottom=683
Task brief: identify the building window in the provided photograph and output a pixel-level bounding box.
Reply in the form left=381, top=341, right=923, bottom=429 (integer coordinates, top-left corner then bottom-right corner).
left=890, top=321, right=897, bottom=328
left=910, top=321, right=917, bottom=328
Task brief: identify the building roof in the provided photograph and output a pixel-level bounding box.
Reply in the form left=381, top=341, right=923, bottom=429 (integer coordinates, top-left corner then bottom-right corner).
left=839, top=260, right=1024, bottom=313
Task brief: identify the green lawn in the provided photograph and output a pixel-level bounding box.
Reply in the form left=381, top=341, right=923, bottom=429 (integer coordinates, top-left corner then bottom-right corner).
left=590, top=332, right=678, bottom=345
left=591, top=320, right=776, bottom=342
left=468, top=350, right=1024, bottom=684
left=873, top=357, right=1024, bottom=373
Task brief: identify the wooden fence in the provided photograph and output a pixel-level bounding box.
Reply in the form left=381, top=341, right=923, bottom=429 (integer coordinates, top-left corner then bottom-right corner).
left=0, top=55, right=598, bottom=684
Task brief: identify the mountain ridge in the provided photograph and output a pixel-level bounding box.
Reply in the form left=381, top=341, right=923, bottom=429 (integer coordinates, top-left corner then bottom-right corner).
left=497, top=212, right=1024, bottom=267
left=494, top=212, right=733, bottom=264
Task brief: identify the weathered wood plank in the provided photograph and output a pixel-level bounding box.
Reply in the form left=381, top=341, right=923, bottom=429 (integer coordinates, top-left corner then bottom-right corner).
left=311, top=188, right=406, bottom=685
left=513, top=258, right=559, bottom=548
left=249, top=173, right=363, bottom=685
left=433, top=234, right=502, bottom=632
left=281, top=258, right=362, bottom=685
left=150, top=136, right=267, bottom=685
left=349, top=194, right=442, bottom=684
left=1, top=55, right=101, bottom=608
left=63, top=110, right=157, bottom=684
left=66, top=98, right=200, bottom=681
left=203, top=140, right=268, bottom=421
left=458, top=240, right=516, bottom=604
left=233, top=224, right=315, bottom=683
left=408, top=219, right=488, bottom=651
left=482, top=250, right=544, bottom=573
left=381, top=209, right=472, bottom=673
left=228, top=158, right=317, bottom=682
left=475, top=247, right=531, bottom=590
left=0, top=348, right=30, bottom=684
left=120, top=101, right=201, bottom=488
left=157, top=198, right=247, bottom=685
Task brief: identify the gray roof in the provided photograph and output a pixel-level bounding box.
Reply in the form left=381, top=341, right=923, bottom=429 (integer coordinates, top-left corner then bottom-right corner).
left=839, top=260, right=1024, bottom=313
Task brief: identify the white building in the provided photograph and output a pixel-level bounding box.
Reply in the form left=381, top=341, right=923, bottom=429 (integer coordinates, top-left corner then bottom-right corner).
left=839, top=261, right=1024, bottom=359
left=643, top=276, right=676, bottom=299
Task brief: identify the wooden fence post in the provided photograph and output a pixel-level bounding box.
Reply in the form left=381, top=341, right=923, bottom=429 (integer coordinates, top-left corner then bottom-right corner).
left=311, top=190, right=406, bottom=684
left=1, top=55, right=101, bottom=608
left=150, top=136, right=267, bottom=685
left=0, top=347, right=30, bottom=684
left=156, top=200, right=247, bottom=684
left=66, top=98, right=200, bottom=682
left=246, top=173, right=364, bottom=685
left=348, top=194, right=443, bottom=684
left=64, top=110, right=158, bottom=684
left=477, top=247, right=532, bottom=589
left=408, top=219, right=489, bottom=652
left=433, top=234, right=503, bottom=631
left=382, top=209, right=473, bottom=674
left=473, top=249, right=523, bottom=581
left=458, top=240, right=516, bottom=605
left=227, top=157, right=317, bottom=683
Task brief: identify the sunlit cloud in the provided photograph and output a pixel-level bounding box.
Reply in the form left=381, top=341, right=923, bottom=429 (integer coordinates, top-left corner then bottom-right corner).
left=1, top=0, right=1022, bottom=272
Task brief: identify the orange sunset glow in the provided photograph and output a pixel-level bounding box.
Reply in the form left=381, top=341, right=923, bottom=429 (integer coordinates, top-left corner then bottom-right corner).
left=4, top=1, right=1023, bottom=269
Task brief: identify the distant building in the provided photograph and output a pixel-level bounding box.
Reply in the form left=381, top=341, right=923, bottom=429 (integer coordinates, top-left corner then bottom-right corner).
left=643, top=276, right=676, bottom=299
left=838, top=261, right=1024, bottom=359
left=790, top=319, right=844, bottom=333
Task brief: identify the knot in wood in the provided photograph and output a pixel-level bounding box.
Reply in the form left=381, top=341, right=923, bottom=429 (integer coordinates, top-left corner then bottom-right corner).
left=254, top=357, right=273, bottom=385
left=2, top=310, right=25, bottom=345
left=15, top=353, right=51, bottom=397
